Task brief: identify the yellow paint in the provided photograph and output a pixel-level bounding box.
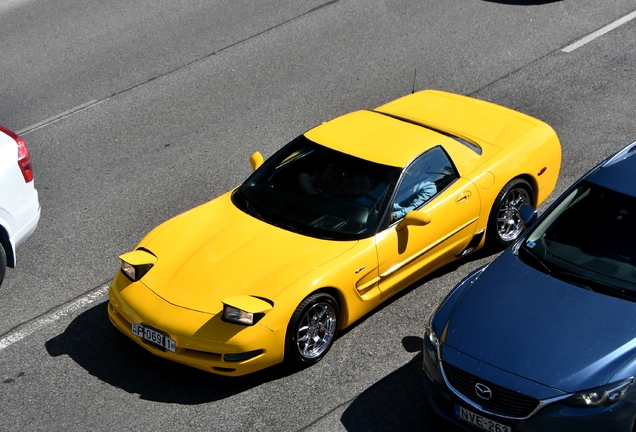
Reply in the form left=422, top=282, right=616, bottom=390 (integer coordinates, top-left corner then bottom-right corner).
left=108, top=90, right=561, bottom=376
left=249, top=151, right=264, bottom=171
left=222, top=296, right=273, bottom=314
left=119, top=249, right=157, bottom=266
left=396, top=211, right=432, bottom=231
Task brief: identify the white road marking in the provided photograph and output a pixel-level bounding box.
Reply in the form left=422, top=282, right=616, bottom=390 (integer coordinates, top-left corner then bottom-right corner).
left=17, top=99, right=102, bottom=135
left=562, top=10, right=636, bottom=53
left=0, top=0, right=37, bottom=14
left=0, top=284, right=109, bottom=351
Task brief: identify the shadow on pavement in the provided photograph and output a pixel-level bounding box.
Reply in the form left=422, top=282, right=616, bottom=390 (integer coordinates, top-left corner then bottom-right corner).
left=341, top=336, right=463, bottom=432
left=44, top=243, right=497, bottom=406
left=45, top=301, right=294, bottom=404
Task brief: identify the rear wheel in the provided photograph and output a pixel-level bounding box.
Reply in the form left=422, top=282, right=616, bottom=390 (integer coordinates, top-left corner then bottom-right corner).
left=285, top=293, right=339, bottom=366
left=0, top=243, right=6, bottom=287
left=487, top=178, right=534, bottom=249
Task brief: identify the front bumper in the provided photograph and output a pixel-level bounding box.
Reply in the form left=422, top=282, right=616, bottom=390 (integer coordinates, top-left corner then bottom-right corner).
left=108, top=271, right=285, bottom=376
left=422, top=342, right=636, bottom=432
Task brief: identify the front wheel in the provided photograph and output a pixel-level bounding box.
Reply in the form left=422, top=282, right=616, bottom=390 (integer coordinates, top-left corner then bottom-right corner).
left=487, top=178, right=534, bottom=249
left=285, top=293, right=340, bottom=366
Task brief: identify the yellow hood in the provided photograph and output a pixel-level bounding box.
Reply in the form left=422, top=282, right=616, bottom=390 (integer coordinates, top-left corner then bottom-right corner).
left=137, top=192, right=357, bottom=314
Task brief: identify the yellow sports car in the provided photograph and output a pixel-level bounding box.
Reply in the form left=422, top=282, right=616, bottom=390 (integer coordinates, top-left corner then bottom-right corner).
left=108, top=90, right=561, bottom=376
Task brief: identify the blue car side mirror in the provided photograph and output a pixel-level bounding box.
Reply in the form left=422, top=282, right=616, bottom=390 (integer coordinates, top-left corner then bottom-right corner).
left=519, top=204, right=537, bottom=229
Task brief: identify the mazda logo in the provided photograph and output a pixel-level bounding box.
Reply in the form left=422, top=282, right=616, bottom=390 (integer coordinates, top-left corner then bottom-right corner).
left=475, top=383, right=493, bottom=400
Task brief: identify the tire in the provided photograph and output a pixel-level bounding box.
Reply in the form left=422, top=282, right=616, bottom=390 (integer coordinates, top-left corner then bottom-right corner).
left=285, top=292, right=340, bottom=366
left=0, top=243, right=6, bottom=287
left=487, top=178, right=534, bottom=249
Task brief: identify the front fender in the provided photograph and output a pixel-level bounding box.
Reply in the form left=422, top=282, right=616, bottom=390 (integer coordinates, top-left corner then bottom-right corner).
left=259, top=237, right=380, bottom=332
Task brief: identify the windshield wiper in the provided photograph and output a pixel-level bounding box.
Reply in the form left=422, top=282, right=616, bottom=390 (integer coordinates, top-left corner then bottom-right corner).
left=550, top=267, right=633, bottom=300
left=518, top=244, right=553, bottom=275
left=234, top=192, right=263, bottom=219
left=521, top=245, right=623, bottom=292
left=519, top=244, right=635, bottom=300
left=272, top=220, right=301, bottom=234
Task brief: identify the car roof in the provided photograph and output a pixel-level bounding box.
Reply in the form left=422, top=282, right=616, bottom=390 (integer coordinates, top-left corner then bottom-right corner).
left=303, top=109, right=478, bottom=170
left=588, top=149, right=636, bottom=198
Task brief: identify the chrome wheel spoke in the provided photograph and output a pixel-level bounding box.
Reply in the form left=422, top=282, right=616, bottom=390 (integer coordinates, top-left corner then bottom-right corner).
left=497, top=188, right=530, bottom=242
left=295, top=301, right=337, bottom=359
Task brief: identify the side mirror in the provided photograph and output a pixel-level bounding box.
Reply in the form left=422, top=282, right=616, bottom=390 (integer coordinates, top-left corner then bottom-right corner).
left=519, top=204, right=537, bottom=229
left=250, top=152, right=264, bottom=171
left=396, top=211, right=432, bottom=231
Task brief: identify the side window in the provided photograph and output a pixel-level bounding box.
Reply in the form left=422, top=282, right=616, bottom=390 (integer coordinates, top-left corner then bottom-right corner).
left=390, top=146, right=458, bottom=221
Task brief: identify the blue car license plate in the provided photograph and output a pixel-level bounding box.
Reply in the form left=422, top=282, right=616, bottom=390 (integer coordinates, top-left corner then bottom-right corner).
left=455, top=405, right=511, bottom=432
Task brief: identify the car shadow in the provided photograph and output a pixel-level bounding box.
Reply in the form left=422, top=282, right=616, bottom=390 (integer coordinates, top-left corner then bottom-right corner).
left=482, top=0, right=562, bottom=4
left=45, top=245, right=496, bottom=404
left=340, top=336, right=463, bottom=432
left=45, top=301, right=295, bottom=404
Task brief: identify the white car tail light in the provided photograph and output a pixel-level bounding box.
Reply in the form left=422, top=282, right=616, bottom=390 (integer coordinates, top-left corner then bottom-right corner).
left=0, top=125, right=33, bottom=183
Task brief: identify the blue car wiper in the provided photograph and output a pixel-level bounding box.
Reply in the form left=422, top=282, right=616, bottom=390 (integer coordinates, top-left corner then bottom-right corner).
left=517, top=244, right=553, bottom=276
left=549, top=267, right=633, bottom=300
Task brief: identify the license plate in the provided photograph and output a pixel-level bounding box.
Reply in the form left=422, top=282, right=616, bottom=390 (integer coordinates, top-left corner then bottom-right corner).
left=131, top=322, right=176, bottom=353
left=455, top=405, right=511, bottom=432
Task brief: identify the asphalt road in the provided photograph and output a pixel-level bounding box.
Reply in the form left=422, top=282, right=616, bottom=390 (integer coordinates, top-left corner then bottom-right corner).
left=1, top=0, right=636, bottom=430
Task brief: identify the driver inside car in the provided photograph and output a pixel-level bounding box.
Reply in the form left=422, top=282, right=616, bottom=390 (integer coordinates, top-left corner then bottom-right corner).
left=390, top=180, right=437, bottom=221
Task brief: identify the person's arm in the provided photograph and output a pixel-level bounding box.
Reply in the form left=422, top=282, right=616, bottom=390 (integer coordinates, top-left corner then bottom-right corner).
left=391, top=181, right=437, bottom=221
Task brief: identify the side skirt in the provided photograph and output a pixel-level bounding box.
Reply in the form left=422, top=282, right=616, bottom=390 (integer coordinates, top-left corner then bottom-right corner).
left=456, top=230, right=484, bottom=257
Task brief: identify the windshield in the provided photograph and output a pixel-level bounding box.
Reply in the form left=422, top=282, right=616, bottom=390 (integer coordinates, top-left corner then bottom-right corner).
left=233, top=135, right=401, bottom=240
left=520, top=181, right=636, bottom=299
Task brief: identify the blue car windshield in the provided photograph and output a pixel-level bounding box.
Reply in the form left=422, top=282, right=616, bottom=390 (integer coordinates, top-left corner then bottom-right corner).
left=522, top=181, right=636, bottom=298
left=232, top=135, right=401, bottom=240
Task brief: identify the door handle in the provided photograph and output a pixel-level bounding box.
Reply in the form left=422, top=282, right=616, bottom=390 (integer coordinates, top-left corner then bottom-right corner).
left=456, top=190, right=472, bottom=203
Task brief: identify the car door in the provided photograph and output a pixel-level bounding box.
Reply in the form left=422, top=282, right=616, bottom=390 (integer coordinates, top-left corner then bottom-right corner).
left=374, top=146, right=480, bottom=299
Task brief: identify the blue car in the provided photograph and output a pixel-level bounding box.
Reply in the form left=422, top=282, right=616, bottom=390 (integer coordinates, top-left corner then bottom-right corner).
left=423, top=140, right=636, bottom=432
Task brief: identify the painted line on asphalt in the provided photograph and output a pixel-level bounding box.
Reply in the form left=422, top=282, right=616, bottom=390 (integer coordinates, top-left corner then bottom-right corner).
left=17, top=99, right=103, bottom=136
left=0, top=0, right=36, bottom=14
left=0, top=284, right=109, bottom=351
left=562, top=10, right=636, bottom=53
left=13, top=1, right=341, bottom=136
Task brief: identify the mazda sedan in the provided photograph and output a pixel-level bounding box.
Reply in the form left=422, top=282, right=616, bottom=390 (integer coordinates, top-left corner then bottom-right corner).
left=423, top=140, right=636, bottom=431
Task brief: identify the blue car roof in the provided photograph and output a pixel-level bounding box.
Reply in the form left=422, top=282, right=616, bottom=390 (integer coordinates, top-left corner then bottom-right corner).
left=587, top=150, right=636, bottom=198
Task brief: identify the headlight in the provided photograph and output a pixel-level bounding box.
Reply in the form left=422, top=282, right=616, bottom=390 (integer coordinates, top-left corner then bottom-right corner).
left=564, top=377, right=634, bottom=407
left=423, top=306, right=440, bottom=362
left=121, top=261, right=154, bottom=282
left=119, top=250, right=157, bottom=282
left=424, top=307, right=439, bottom=349
left=221, top=295, right=272, bottom=326
left=223, top=305, right=256, bottom=326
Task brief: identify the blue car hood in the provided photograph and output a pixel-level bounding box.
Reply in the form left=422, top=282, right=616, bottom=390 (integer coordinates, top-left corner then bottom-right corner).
left=442, top=250, right=636, bottom=393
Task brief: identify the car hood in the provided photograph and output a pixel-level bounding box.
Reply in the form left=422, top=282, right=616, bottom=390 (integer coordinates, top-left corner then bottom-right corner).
left=442, top=249, right=636, bottom=393
left=138, top=192, right=357, bottom=314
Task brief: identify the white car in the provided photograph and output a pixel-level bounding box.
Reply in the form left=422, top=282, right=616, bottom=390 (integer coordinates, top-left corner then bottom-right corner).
left=0, top=126, right=40, bottom=286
